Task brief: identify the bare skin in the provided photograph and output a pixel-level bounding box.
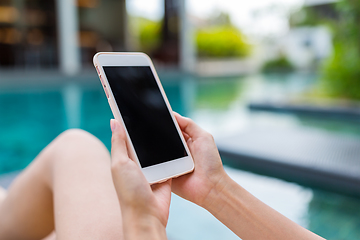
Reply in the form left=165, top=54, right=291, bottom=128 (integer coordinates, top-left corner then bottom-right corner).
left=110, top=119, right=171, bottom=240
left=0, top=129, right=123, bottom=240
left=0, top=114, right=325, bottom=240
left=172, top=113, right=325, bottom=240
left=0, top=126, right=172, bottom=240
left=110, top=114, right=325, bottom=240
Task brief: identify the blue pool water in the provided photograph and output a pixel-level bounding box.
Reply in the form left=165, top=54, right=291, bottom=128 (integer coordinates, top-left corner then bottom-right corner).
left=1, top=73, right=360, bottom=239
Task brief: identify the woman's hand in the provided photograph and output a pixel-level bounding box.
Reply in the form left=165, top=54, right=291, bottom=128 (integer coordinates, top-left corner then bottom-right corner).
left=171, top=113, right=228, bottom=209
left=110, top=119, right=171, bottom=240
left=172, top=114, right=325, bottom=240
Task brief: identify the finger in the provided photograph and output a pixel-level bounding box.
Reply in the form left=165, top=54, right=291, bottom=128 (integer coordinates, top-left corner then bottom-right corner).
left=110, top=119, right=155, bottom=209
left=110, top=119, right=129, bottom=165
left=152, top=179, right=172, bottom=206
left=182, top=131, right=190, bottom=142
left=151, top=179, right=172, bottom=194
left=173, top=112, right=205, bottom=139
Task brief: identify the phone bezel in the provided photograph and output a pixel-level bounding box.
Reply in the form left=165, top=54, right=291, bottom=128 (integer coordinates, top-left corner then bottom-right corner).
left=93, top=52, right=194, bottom=184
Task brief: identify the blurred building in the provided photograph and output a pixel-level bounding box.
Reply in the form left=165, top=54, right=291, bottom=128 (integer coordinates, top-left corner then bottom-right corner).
left=0, top=0, right=194, bottom=76
left=286, top=0, right=338, bottom=70
left=0, top=0, right=127, bottom=73
left=284, top=26, right=332, bottom=70
left=262, top=0, right=337, bottom=71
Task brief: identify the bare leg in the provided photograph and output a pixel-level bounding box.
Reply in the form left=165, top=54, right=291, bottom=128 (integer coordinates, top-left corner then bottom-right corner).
left=0, top=171, right=55, bottom=240
left=0, top=129, right=123, bottom=240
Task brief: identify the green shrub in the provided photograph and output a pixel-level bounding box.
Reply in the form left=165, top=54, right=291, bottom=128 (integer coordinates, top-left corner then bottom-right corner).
left=262, top=56, right=294, bottom=73
left=321, top=42, right=360, bottom=100
left=320, top=1, right=360, bottom=100
left=137, top=18, right=161, bottom=53
left=133, top=16, right=251, bottom=60
left=196, top=26, right=251, bottom=58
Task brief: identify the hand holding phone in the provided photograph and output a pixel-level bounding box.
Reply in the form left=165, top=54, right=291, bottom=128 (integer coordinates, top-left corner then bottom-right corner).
left=93, top=52, right=194, bottom=184
left=110, top=119, right=170, bottom=240
left=171, top=113, right=226, bottom=208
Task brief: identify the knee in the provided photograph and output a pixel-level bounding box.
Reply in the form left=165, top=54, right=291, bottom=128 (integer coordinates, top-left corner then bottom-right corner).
left=23, top=129, right=110, bottom=189
left=58, top=128, right=106, bottom=149
left=57, top=129, right=98, bottom=144
left=49, top=129, right=110, bottom=161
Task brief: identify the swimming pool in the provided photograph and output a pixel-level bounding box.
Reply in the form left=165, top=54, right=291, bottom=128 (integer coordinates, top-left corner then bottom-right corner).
left=0, top=73, right=359, bottom=239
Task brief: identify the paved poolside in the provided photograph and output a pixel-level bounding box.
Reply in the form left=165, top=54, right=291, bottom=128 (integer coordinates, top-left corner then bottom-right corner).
left=217, top=126, right=360, bottom=197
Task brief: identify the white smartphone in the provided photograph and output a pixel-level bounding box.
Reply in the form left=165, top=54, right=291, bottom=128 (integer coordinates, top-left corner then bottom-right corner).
left=93, top=52, right=194, bottom=184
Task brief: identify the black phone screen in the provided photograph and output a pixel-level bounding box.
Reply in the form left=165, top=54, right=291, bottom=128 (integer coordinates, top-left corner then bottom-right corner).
left=103, top=66, right=187, bottom=168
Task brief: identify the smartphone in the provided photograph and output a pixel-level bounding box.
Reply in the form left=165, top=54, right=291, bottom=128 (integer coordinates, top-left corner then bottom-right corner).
left=93, top=52, right=194, bottom=184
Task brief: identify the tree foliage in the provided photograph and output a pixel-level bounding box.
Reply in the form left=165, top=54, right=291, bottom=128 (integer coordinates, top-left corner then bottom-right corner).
left=136, top=17, right=162, bottom=53
left=196, top=12, right=251, bottom=58
left=196, top=26, right=251, bottom=58
left=320, top=1, right=360, bottom=100
left=133, top=12, right=251, bottom=60
left=262, top=55, right=294, bottom=73
left=290, top=1, right=360, bottom=100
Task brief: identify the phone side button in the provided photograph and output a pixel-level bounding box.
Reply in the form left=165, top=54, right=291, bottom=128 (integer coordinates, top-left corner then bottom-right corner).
left=99, top=75, right=109, bottom=98
left=99, top=74, right=105, bottom=85
left=104, top=85, right=110, bottom=98
left=95, top=65, right=100, bottom=74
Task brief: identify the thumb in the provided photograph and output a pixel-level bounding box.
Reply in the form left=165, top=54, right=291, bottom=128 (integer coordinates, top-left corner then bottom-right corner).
left=110, top=119, right=153, bottom=207
left=110, top=119, right=129, bottom=165
left=173, top=112, right=205, bottom=140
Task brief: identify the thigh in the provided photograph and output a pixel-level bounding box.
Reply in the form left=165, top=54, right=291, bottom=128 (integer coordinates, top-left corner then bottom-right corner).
left=0, top=152, right=55, bottom=239
left=50, top=130, right=123, bottom=240
left=0, top=129, right=123, bottom=240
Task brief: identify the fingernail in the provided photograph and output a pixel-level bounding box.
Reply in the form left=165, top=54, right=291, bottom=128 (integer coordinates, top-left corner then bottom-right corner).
left=110, top=119, right=117, bottom=132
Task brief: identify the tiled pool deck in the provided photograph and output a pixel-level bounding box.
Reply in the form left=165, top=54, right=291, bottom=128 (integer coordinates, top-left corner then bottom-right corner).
left=217, top=127, right=360, bottom=197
